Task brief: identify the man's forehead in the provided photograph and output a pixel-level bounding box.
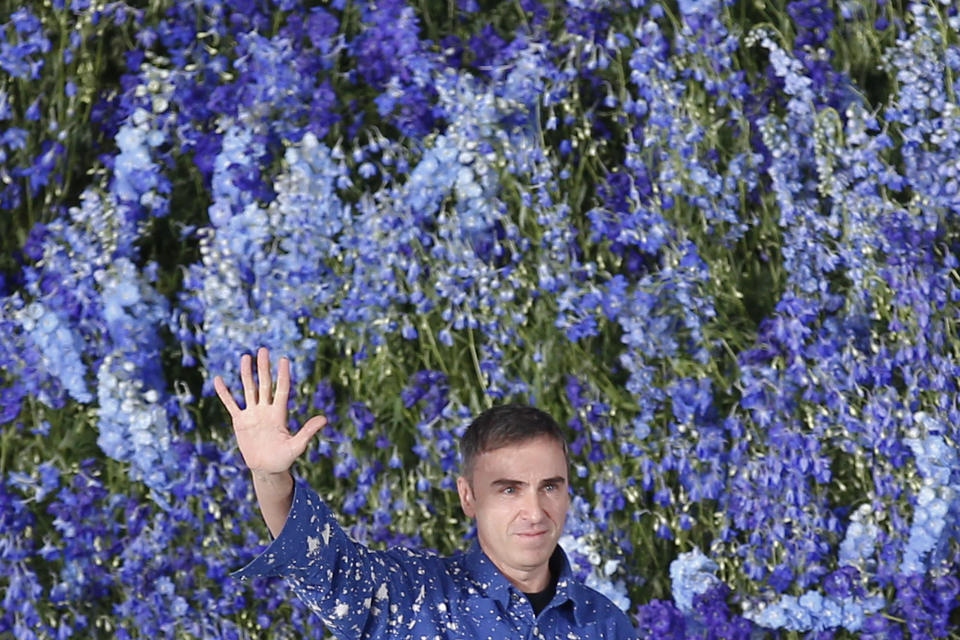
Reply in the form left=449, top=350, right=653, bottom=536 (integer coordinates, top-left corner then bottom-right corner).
left=473, top=436, right=568, bottom=472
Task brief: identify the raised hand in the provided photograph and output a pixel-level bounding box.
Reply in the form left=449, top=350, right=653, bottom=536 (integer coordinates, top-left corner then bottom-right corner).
left=214, top=347, right=326, bottom=475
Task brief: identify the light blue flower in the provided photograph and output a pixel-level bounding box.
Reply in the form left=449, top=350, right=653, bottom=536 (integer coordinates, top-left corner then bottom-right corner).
left=15, top=301, right=92, bottom=403
left=838, top=503, right=880, bottom=566
left=670, top=547, right=721, bottom=613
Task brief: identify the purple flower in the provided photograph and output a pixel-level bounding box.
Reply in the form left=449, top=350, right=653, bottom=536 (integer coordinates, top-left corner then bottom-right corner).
left=635, top=599, right=686, bottom=638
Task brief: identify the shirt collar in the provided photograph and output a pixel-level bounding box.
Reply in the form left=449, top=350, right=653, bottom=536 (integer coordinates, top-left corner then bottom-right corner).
left=462, top=540, right=513, bottom=608
left=463, top=541, right=587, bottom=624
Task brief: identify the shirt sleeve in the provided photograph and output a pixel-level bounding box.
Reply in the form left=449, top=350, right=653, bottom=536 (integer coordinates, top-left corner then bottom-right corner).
left=232, top=478, right=417, bottom=639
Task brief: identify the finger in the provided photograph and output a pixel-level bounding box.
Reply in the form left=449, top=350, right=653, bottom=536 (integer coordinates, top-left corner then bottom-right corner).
left=213, top=376, right=240, bottom=418
left=240, top=353, right=257, bottom=407
left=290, top=414, right=327, bottom=456
left=275, top=357, right=291, bottom=407
left=257, top=347, right=273, bottom=404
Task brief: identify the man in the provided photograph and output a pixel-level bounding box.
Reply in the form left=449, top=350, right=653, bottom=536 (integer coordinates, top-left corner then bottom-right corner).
left=215, top=347, right=637, bottom=639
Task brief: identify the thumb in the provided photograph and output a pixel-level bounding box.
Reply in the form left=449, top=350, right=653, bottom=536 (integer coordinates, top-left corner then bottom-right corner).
left=290, top=414, right=327, bottom=454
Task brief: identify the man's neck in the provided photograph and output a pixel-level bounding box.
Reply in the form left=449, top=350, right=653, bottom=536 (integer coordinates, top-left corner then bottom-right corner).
left=480, top=546, right=555, bottom=592
left=503, top=565, right=552, bottom=593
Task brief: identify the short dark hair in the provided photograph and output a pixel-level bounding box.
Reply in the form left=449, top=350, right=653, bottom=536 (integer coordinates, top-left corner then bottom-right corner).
left=460, top=404, right=569, bottom=479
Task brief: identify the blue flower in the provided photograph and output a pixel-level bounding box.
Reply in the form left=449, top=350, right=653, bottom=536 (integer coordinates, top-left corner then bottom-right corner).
left=1, top=127, right=28, bottom=149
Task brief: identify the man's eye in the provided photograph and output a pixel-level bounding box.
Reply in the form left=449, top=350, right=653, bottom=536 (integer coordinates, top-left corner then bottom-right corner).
left=502, top=486, right=516, bottom=495
left=543, top=483, right=556, bottom=492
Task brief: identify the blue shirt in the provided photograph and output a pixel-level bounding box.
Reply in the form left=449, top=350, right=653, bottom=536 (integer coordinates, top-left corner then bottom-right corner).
left=236, top=479, right=638, bottom=639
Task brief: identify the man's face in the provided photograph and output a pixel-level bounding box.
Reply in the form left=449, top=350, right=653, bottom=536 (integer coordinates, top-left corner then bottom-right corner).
left=456, top=436, right=570, bottom=591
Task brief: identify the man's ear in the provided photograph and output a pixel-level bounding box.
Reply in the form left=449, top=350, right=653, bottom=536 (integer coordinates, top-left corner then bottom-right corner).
left=456, top=476, right=476, bottom=518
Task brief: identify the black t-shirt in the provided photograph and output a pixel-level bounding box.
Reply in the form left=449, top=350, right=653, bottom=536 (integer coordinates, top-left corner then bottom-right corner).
left=523, top=551, right=561, bottom=617
left=524, top=581, right=557, bottom=617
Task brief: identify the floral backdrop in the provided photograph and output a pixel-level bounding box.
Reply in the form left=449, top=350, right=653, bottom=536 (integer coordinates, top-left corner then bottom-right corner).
left=2, top=0, right=959, bottom=637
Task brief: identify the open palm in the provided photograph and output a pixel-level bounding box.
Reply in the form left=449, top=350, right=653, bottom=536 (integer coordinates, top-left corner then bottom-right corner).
left=214, top=347, right=326, bottom=474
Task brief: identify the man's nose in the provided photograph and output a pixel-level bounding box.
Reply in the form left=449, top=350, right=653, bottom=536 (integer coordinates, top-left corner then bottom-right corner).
left=520, top=491, right=546, bottom=522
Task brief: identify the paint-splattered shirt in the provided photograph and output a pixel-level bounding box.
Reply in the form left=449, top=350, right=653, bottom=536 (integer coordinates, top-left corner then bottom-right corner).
left=235, top=479, right=638, bottom=639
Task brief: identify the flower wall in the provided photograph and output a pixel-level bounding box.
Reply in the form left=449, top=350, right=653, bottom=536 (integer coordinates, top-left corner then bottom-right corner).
left=2, top=0, right=959, bottom=638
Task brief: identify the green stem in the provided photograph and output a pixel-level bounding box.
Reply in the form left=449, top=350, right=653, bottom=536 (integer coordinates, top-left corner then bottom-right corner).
left=418, top=314, right=449, bottom=376
left=0, top=414, right=11, bottom=474
left=465, top=325, right=486, bottom=394
left=15, top=79, right=35, bottom=233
